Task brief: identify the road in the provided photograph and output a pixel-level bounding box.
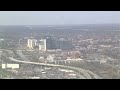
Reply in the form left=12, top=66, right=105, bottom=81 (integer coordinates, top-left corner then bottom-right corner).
left=0, top=49, right=102, bottom=79
left=9, top=57, right=102, bottom=79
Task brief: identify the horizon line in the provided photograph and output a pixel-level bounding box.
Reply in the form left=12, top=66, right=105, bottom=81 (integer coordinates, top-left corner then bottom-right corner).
left=0, top=23, right=119, bottom=26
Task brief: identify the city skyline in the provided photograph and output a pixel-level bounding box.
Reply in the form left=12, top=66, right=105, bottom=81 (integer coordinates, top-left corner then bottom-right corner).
left=0, top=11, right=120, bottom=25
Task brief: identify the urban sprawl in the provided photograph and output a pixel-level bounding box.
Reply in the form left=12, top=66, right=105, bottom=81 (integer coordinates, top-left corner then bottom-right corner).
left=0, top=24, right=119, bottom=79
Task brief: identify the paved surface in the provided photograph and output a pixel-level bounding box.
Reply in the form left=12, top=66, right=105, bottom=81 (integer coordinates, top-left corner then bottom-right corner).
left=0, top=49, right=102, bottom=79
left=9, top=57, right=102, bottom=79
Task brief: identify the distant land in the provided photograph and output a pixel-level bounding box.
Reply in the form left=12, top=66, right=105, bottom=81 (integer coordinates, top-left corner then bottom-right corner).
left=0, top=24, right=119, bottom=33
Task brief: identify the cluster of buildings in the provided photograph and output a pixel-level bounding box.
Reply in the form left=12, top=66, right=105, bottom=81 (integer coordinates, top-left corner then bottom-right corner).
left=27, top=36, right=73, bottom=51
left=38, top=50, right=81, bottom=61
left=63, top=51, right=81, bottom=59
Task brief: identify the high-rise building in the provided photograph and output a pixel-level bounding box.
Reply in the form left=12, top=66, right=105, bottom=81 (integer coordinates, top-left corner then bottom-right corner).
left=27, top=36, right=73, bottom=51
left=39, top=39, right=46, bottom=51
left=27, top=38, right=37, bottom=49
left=44, top=36, right=52, bottom=49
left=39, top=36, right=57, bottom=51
left=56, top=38, right=73, bottom=50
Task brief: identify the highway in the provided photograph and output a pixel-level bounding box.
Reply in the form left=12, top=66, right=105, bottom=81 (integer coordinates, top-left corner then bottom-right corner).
left=0, top=49, right=102, bottom=79
left=9, top=57, right=102, bottom=79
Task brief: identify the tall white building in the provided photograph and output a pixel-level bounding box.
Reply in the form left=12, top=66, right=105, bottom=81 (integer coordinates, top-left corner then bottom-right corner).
left=27, top=39, right=37, bottom=49
left=39, top=39, right=47, bottom=51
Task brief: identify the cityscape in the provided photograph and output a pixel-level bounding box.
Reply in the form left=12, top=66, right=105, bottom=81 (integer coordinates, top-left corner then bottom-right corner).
left=0, top=11, right=120, bottom=79
left=0, top=24, right=119, bottom=79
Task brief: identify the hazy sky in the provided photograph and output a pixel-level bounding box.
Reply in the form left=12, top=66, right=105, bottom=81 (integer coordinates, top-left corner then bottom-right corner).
left=0, top=11, right=120, bottom=25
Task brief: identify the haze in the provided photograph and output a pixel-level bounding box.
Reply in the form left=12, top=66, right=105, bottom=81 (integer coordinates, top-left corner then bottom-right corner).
left=0, top=11, right=120, bottom=25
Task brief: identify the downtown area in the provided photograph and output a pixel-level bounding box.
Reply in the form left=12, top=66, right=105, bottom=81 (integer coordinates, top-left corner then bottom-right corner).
left=0, top=24, right=119, bottom=79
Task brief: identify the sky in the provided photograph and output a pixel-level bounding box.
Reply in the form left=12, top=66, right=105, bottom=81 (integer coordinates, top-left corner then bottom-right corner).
left=0, top=11, right=120, bottom=25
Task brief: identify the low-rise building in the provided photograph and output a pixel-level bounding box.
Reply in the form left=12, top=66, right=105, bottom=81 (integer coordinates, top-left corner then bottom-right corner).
left=2, top=64, right=19, bottom=69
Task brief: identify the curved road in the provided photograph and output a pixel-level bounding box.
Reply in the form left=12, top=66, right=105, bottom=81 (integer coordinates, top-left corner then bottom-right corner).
left=9, top=57, right=102, bottom=79
left=0, top=49, right=102, bottom=79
